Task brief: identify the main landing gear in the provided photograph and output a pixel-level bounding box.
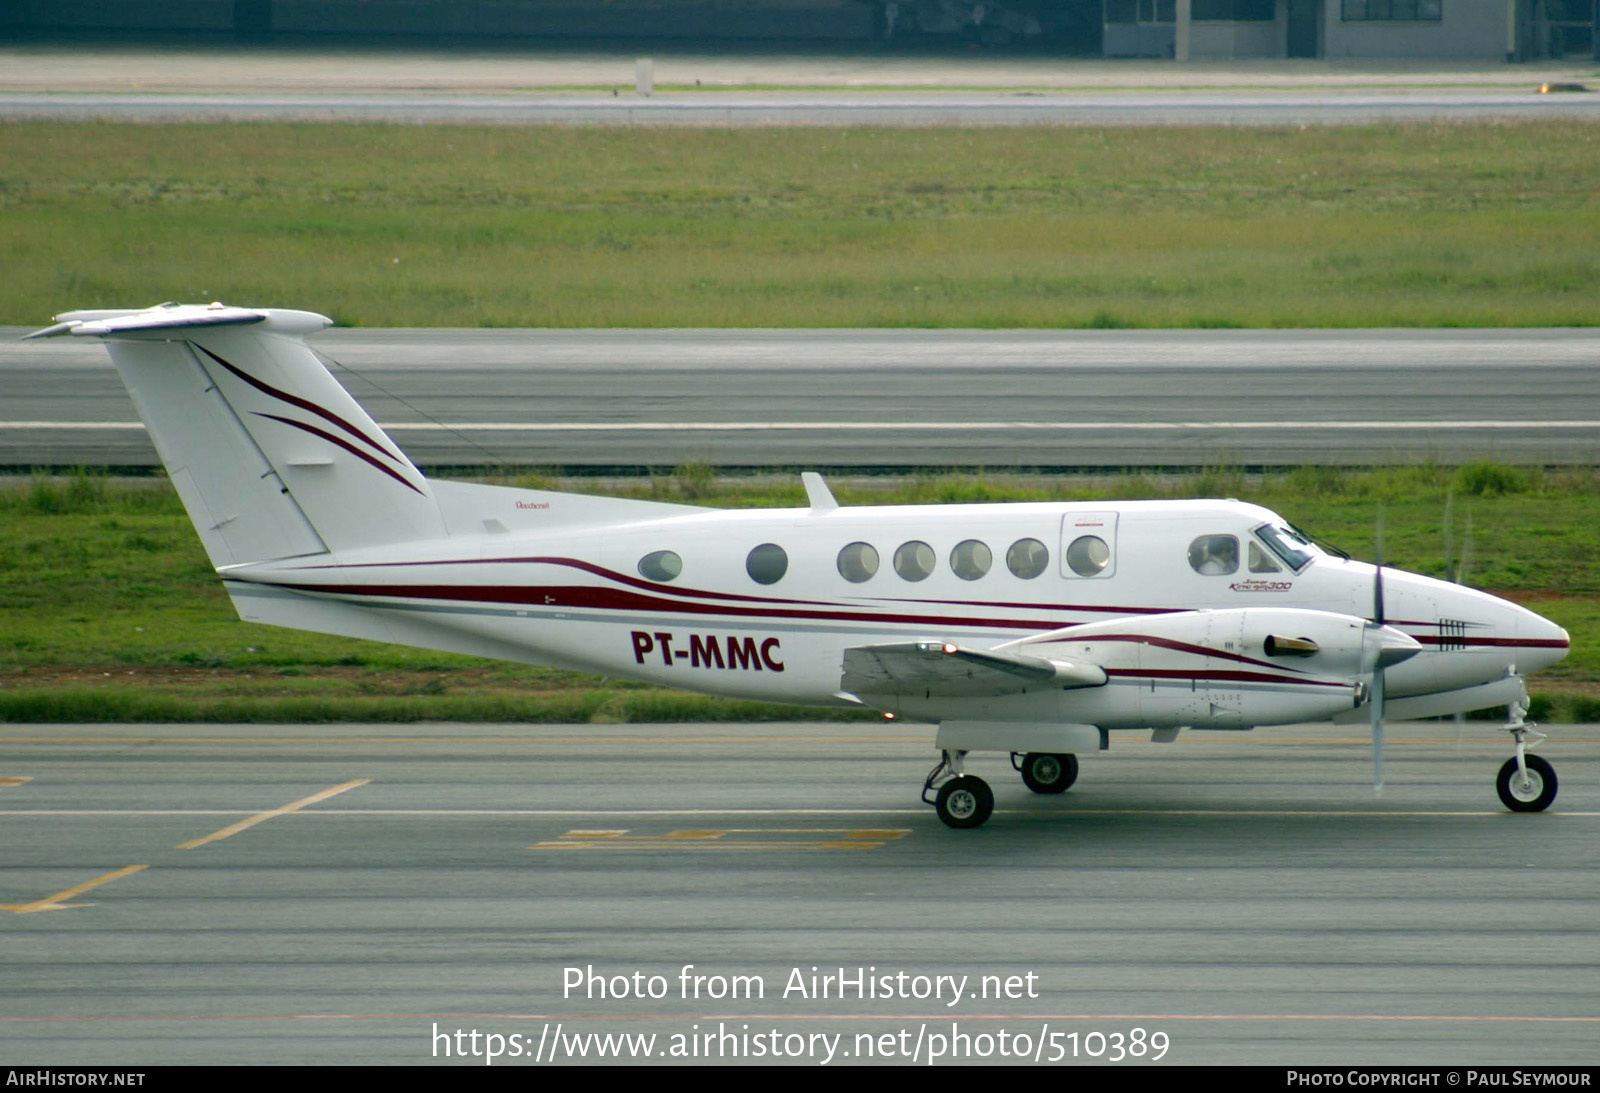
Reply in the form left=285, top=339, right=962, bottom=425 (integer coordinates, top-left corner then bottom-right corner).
left=1012, top=751, right=1079, bottom=795
left=923, top=751, right=993, bottom=829
left=924, top=750, right=1082, bottom=828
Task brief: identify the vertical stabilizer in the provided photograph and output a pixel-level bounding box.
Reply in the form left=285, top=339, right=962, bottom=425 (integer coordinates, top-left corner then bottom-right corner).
left=29, top=303, right=447, bottom=565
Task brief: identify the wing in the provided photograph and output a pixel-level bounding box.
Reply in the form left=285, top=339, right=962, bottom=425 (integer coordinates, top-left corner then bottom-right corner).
left=841, top=641, right=1106, bottom=699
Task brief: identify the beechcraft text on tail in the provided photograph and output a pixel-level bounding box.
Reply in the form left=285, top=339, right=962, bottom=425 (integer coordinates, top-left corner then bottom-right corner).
left=27, top=303, right=1571, bottom=828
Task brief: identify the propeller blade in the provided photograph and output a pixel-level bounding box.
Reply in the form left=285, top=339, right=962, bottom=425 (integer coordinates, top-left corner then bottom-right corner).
left=1371, top=509, right=1385, bottom=791
left=1370, top=657, right=1385, bottom=793
left=1443, top=488, right=1456, bottom=583
left=1373, top=509, right=1385, bottom=627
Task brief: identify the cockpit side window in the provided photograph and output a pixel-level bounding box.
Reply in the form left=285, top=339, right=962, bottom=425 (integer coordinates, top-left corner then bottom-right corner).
left=1253, top=523, right=1316, bottom=573
left=1248, top=542, right=1282, bottom=573
left=1188, top=534, right=1239, bottom=576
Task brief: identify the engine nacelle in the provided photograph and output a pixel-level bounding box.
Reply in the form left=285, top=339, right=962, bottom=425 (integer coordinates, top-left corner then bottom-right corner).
left=1010, top=608, right=1416, bottom=730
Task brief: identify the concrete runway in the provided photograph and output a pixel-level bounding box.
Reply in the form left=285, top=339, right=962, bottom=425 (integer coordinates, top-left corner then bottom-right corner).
left=7, top=327, right=1598, bottom=468
left=4, top=44, right=1599, bottom=127
left=8, top=88, right=1600, bottom=127
left=2, top=720, right=1597, bottom=1065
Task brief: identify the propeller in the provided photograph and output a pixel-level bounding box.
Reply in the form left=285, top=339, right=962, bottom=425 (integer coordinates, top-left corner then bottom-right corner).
left=1447, top=502, right=1473, bottom=750
left=1363, top=512, right=1427, bottom=787
left=1370, top=511, right=1386, bottom=792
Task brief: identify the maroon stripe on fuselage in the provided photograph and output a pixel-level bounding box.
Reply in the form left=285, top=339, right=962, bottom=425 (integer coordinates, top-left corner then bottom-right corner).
left=1103, top=668, right=1346, bottom=688
left=1019, top=631, right=1307, bottom=674
left=266, top=579, right=1070, bottom=632
left=194, top=344, right=404, bottom=468
left=253, top=413, right=426, bottom=497
left=1411, top=635, right=1568, bottom=649
left=289, top=555, right=855, bottom=608
left=868, top=596, right=1176, bottom=615
left=281, top=555, right=1193, bottom=619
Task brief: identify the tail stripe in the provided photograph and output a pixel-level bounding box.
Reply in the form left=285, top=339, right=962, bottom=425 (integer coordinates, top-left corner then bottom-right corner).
left=195, top=344, right=404, bottom=468
left=253, top=412, right=426, bottom=497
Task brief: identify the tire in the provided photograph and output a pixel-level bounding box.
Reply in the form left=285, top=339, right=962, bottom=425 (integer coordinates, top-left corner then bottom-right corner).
left=935, top=775, right=994, bottom=829
left=1020, top=752, right=1079, bottom=795
left=1496, top=755, right=1558, bottom=813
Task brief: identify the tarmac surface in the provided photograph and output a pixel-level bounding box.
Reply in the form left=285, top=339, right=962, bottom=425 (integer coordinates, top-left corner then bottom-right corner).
left=3, top=42, right=1598, bottom=126
left=2, top=41, right=1596, bottom=92
left=2, top=719, right=1598, bottom=1065
left=7, top=88, right=1600, bottom=126
left=7, top=327, right=1598, bottom=468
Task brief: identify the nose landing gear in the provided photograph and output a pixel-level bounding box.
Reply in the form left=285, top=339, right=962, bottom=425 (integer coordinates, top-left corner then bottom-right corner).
left=1498, top=722, right=1557, bottom=813
left=1496, top=689, right=1556, bottom=813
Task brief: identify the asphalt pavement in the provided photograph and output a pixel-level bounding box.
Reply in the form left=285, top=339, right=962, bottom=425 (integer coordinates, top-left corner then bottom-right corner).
left=2, top=720, right=1597, bottom=1065
left=7, top=327, right=1597, bottom=468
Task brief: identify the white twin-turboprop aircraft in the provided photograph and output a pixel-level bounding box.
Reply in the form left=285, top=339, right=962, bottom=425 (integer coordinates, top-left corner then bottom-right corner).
left=29, top=303, right=1571, bottom=828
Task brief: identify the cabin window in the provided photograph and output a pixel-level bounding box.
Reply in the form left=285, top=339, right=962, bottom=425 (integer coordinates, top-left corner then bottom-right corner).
left=894, top=540, right=936, bottom=582
left=1188, top=534, right=1239, bottom=576
left=837, top=541, right=879, bottom=583
left=1248, top=542, right=1282, bottom=573
left=638, top=550, right=683, bottom=582
left=1006, top=537, right=1049, bottom=580
left=950, top=539, right=992, bottom=581
left=746, top=543, right=788, bottom=585
left=1065, top=535, right=1111, bottom=577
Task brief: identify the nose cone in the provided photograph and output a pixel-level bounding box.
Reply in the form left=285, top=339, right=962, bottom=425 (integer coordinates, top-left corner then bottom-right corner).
left=1514, top=603, right=1571, bottom=674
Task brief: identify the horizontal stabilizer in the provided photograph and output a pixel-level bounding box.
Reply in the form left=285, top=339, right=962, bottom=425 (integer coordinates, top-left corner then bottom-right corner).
left=25, top=302, right=272, bottom=340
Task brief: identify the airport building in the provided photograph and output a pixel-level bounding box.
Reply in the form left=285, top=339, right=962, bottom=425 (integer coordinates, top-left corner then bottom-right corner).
left=2, top=0, right=1594, bottom=60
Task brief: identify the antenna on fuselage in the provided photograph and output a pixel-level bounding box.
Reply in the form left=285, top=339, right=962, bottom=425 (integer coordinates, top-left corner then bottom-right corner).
left=802, top=471, right=838, bottom=513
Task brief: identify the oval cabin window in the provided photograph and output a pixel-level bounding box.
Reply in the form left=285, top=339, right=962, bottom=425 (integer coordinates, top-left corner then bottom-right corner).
left=837, top=542, right=879, bottom=583
left=638, top=550, right=683, bottom=582
left=1065, top=535, right=1111, bottom=577
left=746, top=543, right=789, bottom=585
left=1006, top=537, right=1049, bottom=580
left=949, top=539, right=992, bottom=581
left=894, top=541, right=936, bottom=582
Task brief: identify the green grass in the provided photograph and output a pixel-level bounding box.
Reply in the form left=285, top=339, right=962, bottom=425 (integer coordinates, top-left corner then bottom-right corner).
left=4, top=122, right=1599, bottom=328
left=2, top=467, right=1596, bottom=721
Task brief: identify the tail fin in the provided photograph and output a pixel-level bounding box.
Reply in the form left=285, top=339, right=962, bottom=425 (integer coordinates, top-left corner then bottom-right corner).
left=28, top=303, right=445, bottom=566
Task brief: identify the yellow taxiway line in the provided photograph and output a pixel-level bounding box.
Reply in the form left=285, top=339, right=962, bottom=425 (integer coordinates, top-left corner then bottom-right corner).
left=0, top=864, right=148, bottom=914
left=175, top=779, right=371, bottom=850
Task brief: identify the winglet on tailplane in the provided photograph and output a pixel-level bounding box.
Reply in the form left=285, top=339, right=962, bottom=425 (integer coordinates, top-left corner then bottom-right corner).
left=29, top=302, right=445, bottom=566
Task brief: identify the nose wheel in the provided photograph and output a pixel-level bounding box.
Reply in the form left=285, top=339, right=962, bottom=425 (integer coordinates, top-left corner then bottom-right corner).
left=1497, top=719, right=1557, bottom=813
left=1497, top=753, right=1557, bottom=812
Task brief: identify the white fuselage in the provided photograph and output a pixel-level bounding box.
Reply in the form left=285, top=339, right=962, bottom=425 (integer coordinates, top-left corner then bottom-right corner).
left=224, top=495, right=1568, bottom=721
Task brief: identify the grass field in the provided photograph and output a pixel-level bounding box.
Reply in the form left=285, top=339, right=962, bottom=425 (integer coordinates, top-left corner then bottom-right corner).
left=2, top=467, right=1596, bottom=723
left=4, top=121, right=1599, bottom=328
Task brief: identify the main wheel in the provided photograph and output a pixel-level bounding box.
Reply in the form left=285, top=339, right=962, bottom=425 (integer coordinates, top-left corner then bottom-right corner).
left=935, top=775, right=994, bottom=829
left=1020, top=752, right=1079, bottom=795
left=1496, top=754, right=1558, bottom=812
